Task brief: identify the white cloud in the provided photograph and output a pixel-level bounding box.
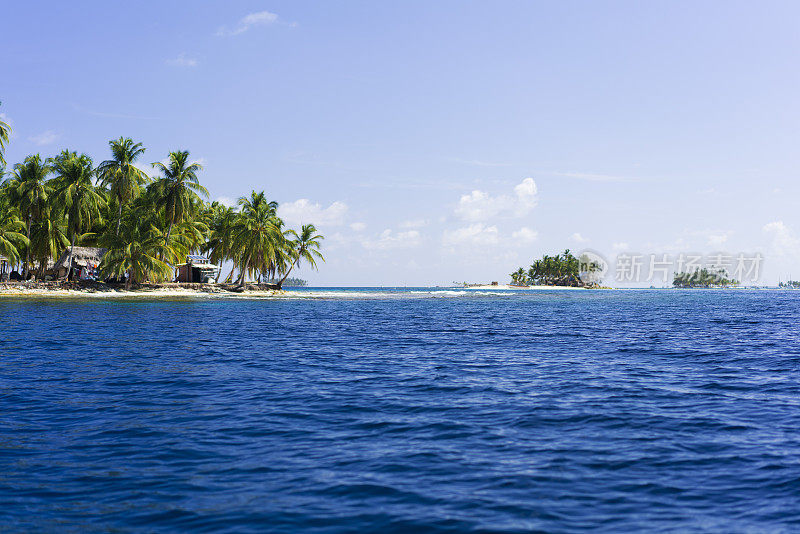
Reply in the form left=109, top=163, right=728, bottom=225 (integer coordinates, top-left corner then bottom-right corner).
left=28, top=130, right=58, bottom=146
left=612, top=242, right=629, bottom=251
left=443, top=223, right=500, bottom=247
left=278, top=199, right=348, bottom=227
left=763, top=221, right=800, bottom=257
left=512, top=227, right=538, bottom=243
left=350, top=222, right=366, bottom=232
left=454, top=177, right=538, bottom=222
left=166, top=53, right=198, bottom=67
left=217, top=10, right=279, bottom=36
left=362, top=229, right=422, bottom=250
left=571, top=232, right=588, bottom=243
left=399, top=218, right=428, bottom=229
left=706, top=232, right=729, bottom=247
left=216, top=196, right=236, bottom=207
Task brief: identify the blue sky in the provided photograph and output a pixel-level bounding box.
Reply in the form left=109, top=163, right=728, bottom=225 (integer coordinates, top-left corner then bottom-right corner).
left=3, top=1, right=800, bottom=285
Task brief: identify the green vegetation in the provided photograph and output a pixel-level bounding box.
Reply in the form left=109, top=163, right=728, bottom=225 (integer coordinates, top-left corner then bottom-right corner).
left=0, top=126, right=325, bottom=288
left=779, top=280, right=800, bottom=288
left=510, top=249, right=601, bottom=287
left=672, top=268, right=738, bottom=288
left=0, top=101, right=10, bottom=167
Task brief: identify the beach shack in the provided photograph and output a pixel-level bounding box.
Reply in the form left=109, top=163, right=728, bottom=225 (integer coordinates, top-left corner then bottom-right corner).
left=52, top=247, right=107, bottom=280
left=0, top=255, right=9, bottom=282
left=176, top=254, right=219, bottom=283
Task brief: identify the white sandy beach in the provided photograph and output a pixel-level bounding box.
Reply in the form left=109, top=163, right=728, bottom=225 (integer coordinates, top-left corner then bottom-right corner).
left=463, top=284, right=595, bottom=291
left=0, top=286, right=285, bottom=299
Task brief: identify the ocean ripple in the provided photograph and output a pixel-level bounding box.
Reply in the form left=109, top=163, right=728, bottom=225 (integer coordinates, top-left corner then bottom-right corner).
left=1, top=290, right=800, bottom=532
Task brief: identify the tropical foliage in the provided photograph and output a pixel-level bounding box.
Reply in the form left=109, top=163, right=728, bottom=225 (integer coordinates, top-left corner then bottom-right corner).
left=0, top=131, right=325, bottom=286
left=672, top=268, right=738, bottom=288
left=0, top=101, right=10, bottom=167
left=511, top=249, right=601, bottom=287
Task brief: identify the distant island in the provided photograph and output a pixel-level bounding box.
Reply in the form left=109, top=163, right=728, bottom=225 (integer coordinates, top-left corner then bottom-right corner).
left=509, top=249, right=602, bottom=288
left=672, top=268, right=738, bottom=288
left=267, top=277, right=308, bottom=287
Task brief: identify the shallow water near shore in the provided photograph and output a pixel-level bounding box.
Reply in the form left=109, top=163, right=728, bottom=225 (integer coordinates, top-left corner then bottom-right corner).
left=2, top=289, right=799, bottom=532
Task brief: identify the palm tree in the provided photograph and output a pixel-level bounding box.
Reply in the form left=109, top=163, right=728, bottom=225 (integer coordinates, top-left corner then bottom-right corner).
left=10, top=154, right=52, bottom=277
left=203, top=202, right=238, bottom=282
left=231, top=191, right=283, bottom=287
left=151, top=150, right=208, bottom=247
left=276, top=224, right=324, bottom=288
left=97, top=137, right=149, bottom=235
left=0, top=102, right=10, bottom=167
left=29, top=209, right=69, bottom=278
left=510, top=267, right=526, bottom=285
left=100, top=212, right=175, bottom=289
left=53, top=151, right=106, bottom=280
left=0, top=195, right=28, bottom=268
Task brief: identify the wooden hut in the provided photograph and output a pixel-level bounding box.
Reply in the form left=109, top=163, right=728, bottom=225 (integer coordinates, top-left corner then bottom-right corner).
left=0, top=255, right=10, bottom=282
left=52, top=247, right=107, bottom=280
left=176, top=255, right=219, bottom=283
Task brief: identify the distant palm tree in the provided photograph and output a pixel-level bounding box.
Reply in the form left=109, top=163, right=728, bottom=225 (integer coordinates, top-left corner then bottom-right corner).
left=276, top=224, right=324, bottom=289
left=53, top=151, right=106, bottom=280
left=10, top=154, right=52, bottom=277
left=97, top=137, right=149, bottom=235
left=151, top=150, right=208, bottom=247
left=510, top=267, right=526, bottom=284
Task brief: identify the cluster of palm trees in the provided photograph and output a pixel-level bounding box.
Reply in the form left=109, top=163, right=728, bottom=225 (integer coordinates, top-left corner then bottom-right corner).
left=672, top=268, right=737, bottom=288
left=510, top=249, right=599, bottom=287
left=0, top=134, right=324, bottom=288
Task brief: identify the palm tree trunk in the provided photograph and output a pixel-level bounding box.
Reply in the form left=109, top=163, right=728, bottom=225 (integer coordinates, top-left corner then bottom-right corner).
left=161, top=221, right=174, bottom=262
left=276, top=256, right=299, bottom=289
left=116, top=202, right=122, bottom=236
left=238, top=254, right=251, bottom=287
left=64, top=234, right=76, bottom=281
left=23, top=215, right=31, bottom=278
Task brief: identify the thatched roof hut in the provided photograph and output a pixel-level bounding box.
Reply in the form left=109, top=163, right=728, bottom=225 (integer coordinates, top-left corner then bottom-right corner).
left=53, top=247, right=107, bottom=273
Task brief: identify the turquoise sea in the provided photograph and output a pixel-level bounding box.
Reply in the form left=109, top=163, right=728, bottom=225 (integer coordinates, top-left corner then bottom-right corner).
left=1, top=288, right=799, bottom=532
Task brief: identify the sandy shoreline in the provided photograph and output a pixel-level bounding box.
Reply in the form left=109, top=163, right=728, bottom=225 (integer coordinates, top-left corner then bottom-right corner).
left=0, top=287, right=287, bottom=299
left=463, top=284, right=597, bottom=291
left=0, top=282, right=289, bottom=299
left=0, top=283, right=606, bottom=299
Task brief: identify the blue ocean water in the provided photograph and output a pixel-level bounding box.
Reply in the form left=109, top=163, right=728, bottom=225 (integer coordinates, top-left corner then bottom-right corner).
left=1, top=288, right=799, bottom=532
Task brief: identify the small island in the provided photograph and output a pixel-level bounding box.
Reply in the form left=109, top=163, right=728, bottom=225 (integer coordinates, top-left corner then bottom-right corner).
left=509, top=249, right=603, bottom=288
left=672, top=268, right=738, bottom=288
